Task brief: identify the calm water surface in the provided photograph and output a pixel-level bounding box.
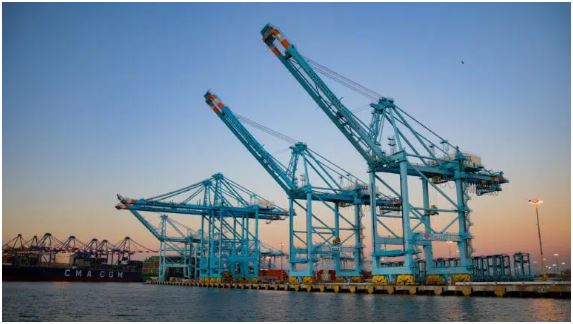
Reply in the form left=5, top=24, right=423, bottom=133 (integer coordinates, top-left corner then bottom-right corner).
left=3, top=282, right=571, bottom=321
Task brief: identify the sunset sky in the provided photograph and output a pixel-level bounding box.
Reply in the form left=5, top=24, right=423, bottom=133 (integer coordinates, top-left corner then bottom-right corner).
left=3, top=3, right=570, bottom=269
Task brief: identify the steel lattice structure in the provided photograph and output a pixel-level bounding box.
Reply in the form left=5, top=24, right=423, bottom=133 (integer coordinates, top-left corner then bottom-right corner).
left=2, top=233, right=156, bottom=272
left=113, top=207, right=198, bottom=280
left=116, top=173, right=287, bottom=282
left=261, top=24, right=508, bottom=284
left=205, top=92, right=401, bottom=282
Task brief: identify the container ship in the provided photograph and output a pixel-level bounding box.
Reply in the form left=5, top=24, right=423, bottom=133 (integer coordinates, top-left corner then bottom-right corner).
left=2, top=233, right=152, bottom=282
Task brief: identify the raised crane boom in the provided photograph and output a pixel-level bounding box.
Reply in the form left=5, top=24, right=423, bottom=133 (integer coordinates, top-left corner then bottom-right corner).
left=204, top=91, right=402, bottom=279
left=205, top=92, right=296, bottom=193
left=261, top=24, right=384, bottom=167
left=261, top=24, right=507, bottom=192
left=204, top=91, right=401, bottom=207
left=261, top=24, right=509, bottom=282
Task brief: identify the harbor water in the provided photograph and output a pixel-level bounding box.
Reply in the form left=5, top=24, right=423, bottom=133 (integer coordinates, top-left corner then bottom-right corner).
left=3, top=282, right=571, bottom=321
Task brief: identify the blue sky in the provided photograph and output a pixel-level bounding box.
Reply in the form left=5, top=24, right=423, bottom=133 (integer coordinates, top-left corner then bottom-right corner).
left=3, top=3, right=570, bottom=263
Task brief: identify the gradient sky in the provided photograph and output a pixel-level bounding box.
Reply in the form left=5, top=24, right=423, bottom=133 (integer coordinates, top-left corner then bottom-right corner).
left=3, top=3, right=570, bottom=267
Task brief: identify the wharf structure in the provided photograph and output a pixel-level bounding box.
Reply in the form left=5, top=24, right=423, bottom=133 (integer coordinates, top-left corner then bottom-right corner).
left=148, top=279, right=570, bottom=299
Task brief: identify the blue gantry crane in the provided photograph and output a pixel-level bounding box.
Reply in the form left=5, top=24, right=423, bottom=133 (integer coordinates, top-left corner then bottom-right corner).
left=113, top=208, right=198, bottom=281
left=116, top=173, right=287, bottom=282
left=260, top=241, right=288, bottom=271
left=155, top=215, right=197, bottom=281
left=261, top=24, right=508, bottom=284
left=204, top=91, right=401, bottom=283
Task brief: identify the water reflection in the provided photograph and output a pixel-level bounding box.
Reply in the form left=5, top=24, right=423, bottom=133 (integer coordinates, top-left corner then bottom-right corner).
left=3, top=282, right=571, bottom=321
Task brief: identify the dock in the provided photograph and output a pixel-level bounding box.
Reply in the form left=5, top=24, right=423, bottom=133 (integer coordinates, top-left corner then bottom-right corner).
left=147, top=280, right=570, bottom=298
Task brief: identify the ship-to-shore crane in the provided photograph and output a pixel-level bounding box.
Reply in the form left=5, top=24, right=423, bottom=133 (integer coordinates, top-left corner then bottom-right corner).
left=113, top=209, right=199, bottom=281
left=261, top=24, right=507, bottom=284
left=2, top=234, right=157, bottom=275
left=116, top=173, right=287, bottom=282
left=205, top=91, right=401, bottom=282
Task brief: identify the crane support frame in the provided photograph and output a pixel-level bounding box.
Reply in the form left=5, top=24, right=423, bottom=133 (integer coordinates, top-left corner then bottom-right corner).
left=116, top=173, right=287, bottom=282
left=261, top=24, right=508, bottom=283
left=205, top=92, right=402, bottom=281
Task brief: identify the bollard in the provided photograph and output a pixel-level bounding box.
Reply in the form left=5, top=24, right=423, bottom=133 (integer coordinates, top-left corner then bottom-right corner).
left=494, top=286, right=506, bottom=298
left=461, top=286, right=472, bottom=297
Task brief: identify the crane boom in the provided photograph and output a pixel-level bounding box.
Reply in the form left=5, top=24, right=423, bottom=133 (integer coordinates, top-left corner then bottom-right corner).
left=204, top=91, right=402, bottom=208
left=204, top=91, right=403, bottom=279
left=126, top=209, right=196, bottom=243
left=261, top=24, right=507, bottom=191
left=261, top=24, right=510, bottom=281
left=205, top=92, right=297, bottom=193
left=261, top=24, right=384, bottom=166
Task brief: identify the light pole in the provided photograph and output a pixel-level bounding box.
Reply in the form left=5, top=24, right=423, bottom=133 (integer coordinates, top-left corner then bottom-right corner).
left=446, top=241, right=453, bottom=258
left=528, top=199, right=545, bottom=278
left=554, top=253, right=560, bottom=273
left=280, top=242, right=285, bottom=271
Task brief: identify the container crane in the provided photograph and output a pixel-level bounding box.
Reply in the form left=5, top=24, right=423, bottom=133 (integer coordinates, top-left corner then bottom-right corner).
left=261, top=24, right=508, bottom=284
left=112, top=236, right=158, bottom=264
left=205, top=91, right=400, bottom=282
left=59, top=236, right=86, bottom=253
left=116, top=173, right=287, bottom=282
left=2, top=234, right=26, bottom=252
left=35, top=233, right=64, bottom=263
left=151, top=217, right=199, bottom=281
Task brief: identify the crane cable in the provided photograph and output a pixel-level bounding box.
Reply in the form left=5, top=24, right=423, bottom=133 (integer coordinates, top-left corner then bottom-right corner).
left=300, top=57, right=375, bottom=132
left=235, top=113, right=298, bottom=145
left=236, top=113, right=365, bottom=186
left=304, top=56, right=457, bottom=151
left=303, top=56, right=383, bottom=101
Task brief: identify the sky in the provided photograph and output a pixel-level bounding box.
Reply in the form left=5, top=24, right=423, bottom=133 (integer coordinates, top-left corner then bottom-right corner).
left=3, top=3, right=571, bottom=269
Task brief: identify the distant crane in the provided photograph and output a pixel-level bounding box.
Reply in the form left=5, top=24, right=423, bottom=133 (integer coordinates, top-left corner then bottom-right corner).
left=261, top=24, right=507, bottom=284
left=59, top=235, right=86, bottom=252
left=2, top=234, right=26, bottom=252
left=2, top=233, right=156, bottom=271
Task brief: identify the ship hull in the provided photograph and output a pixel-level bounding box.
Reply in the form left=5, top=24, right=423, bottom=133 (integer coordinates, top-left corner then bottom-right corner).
left=2, top=266, right=143, bottom=282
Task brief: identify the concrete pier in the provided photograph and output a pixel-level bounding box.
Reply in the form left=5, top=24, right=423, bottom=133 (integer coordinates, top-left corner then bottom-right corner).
left=147, top=279, right=570, bottom=298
